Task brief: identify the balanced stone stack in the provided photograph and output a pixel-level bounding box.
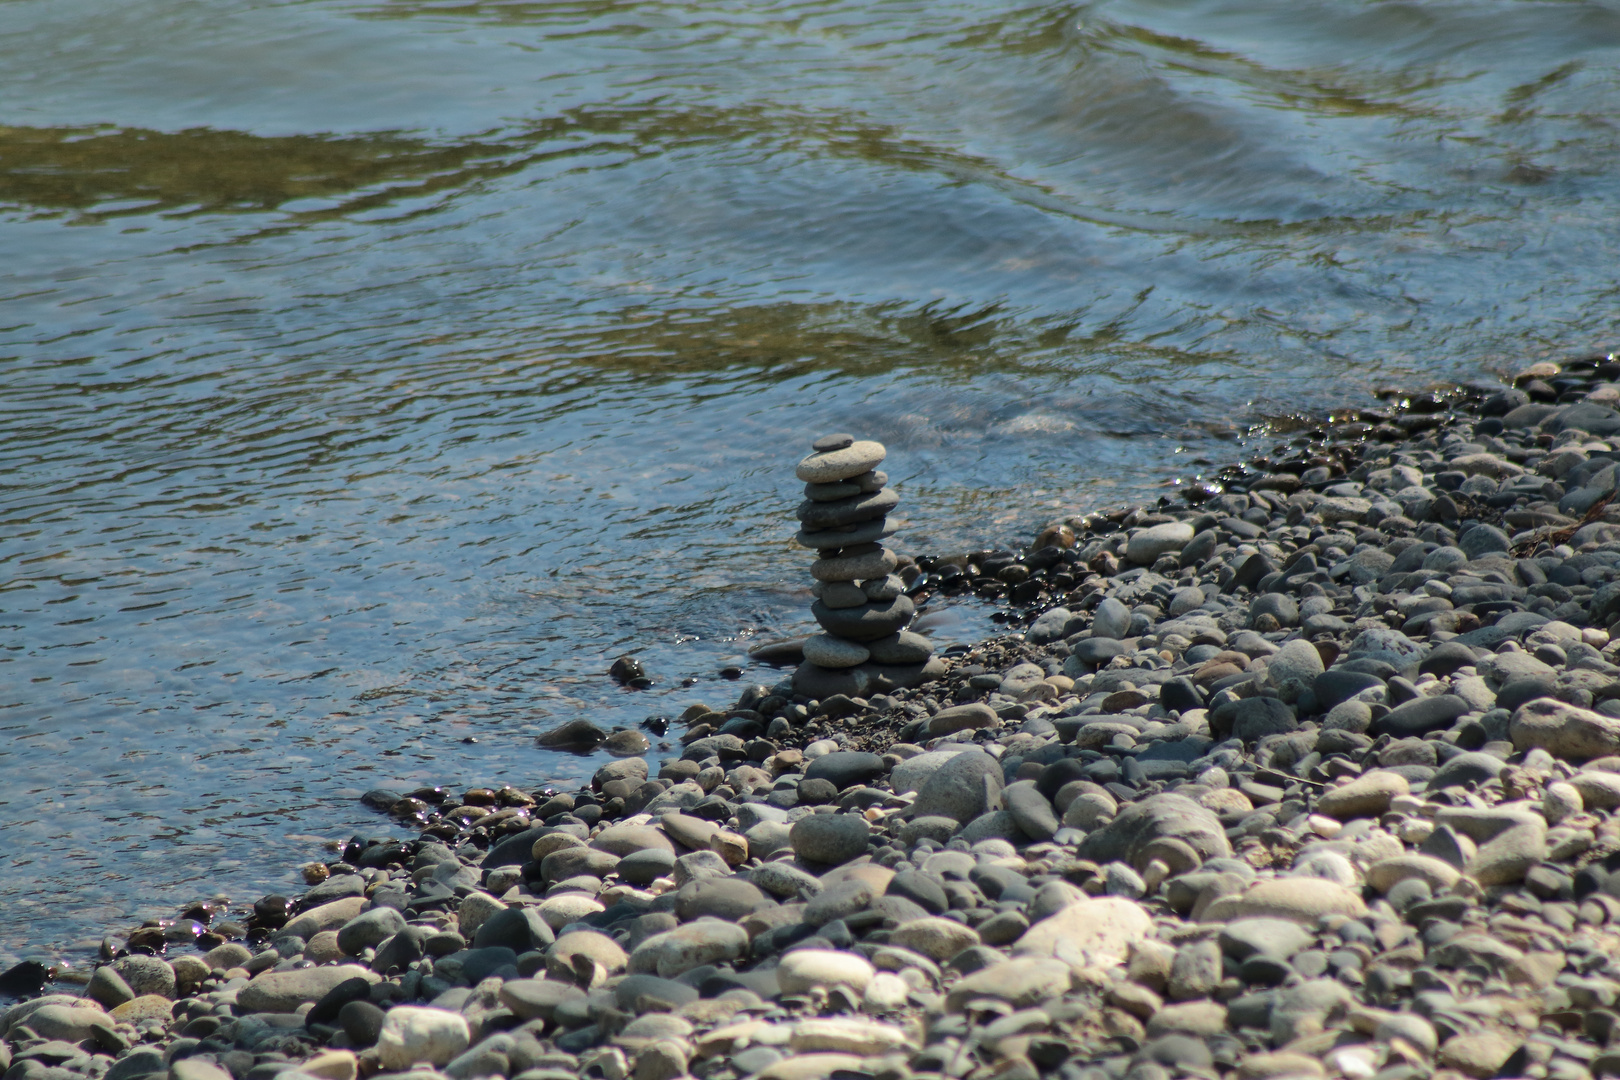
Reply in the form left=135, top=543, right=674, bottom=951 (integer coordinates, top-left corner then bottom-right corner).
left=792, top=433, right=945, bottom=698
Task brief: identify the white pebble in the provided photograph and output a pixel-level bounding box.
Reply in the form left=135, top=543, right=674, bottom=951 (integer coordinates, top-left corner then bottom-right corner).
left=1306, top=814, right=1342, bottom=839
left=862, top=972, right=910, bottom=1012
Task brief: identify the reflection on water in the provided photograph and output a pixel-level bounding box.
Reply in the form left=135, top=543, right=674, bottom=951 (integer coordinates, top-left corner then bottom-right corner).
left=3, top=0, right=1619, bottom=961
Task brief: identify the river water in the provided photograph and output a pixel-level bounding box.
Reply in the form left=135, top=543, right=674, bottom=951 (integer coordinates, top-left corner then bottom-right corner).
left=3, top=0, right=1619, bottom=964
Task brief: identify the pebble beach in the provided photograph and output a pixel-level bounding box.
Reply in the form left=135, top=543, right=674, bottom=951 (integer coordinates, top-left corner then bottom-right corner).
left=16, top=358, right=1620, bottom=1080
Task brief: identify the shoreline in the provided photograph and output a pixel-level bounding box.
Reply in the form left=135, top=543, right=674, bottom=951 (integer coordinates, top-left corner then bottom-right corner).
left=10, top=357, right=1620, bottom=1080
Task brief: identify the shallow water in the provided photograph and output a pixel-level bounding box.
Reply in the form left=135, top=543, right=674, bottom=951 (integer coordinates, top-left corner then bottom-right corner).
left=4, top=0, right=1620, bottom=962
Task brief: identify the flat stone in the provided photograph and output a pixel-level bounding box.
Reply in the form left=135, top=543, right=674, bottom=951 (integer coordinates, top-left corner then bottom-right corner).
left=803, top=633, right=870, bottom=669
left=1315, top=670, right=1385, bottom=712
left=803, top=878, right=875, bottom=927
left=776, top=949, right=875, bottom=994
left=804, top=751, right=887, bottom=790
left=797, top=516, right=899, bottom=551
left=661, top=811, right=719, bottom=850
left=927, top=703, right=998, bottom=737
left=945, top=958, right=1072, bottom=1010
left=619, top=848, right=676, bottom=886
left=811, top=595, right=914, bottom=641
left=749, top=1055, right=864, bottom=1080
left=796, top=440, right=886, bottom=484
left=1217, top=918, right=1313, bottom=961
left=865, top=631, right=933, bottom=664
left=1316, top=771, right=1408, bottom=819
left=890, top=747, right=971, bottom=793
left=171, top=1061, right=233, bottom=1080
left=593, top=823, right=676, bottom=857
left=1364, top=855, right=1461, bottom=893
left=239, top=965, right=379, bottom=1013
left=282, top=896, right=368, bottom=941
left=1201, top=878, right=1367, bottom=923
left=812, top=433, right=855, bottom=452
left=797, top=488, right=899, bottom=529
left=1145, top=1001, right=1229, bottom=1037
left=1569, top=770, right=1620, bottom=810
left=106, top=956, right=175, bottom=1000
left=499, top=978, right=586, bottom=1022
left=788, top=1017, right=911, bottom=1055
left=810, top=547, right=897, bottom=583
left=817, top=580, right=869, bottom=609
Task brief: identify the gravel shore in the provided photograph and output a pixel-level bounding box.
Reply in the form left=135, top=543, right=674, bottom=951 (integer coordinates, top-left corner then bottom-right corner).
left=14, top=359, right=1620, bottom=1080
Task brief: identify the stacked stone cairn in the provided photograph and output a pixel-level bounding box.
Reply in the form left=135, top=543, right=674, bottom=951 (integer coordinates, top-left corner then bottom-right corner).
left=791, top=433, right=945, bottom=698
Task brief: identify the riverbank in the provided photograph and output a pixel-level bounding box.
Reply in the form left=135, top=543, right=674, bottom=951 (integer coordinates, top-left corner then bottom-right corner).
left=9, top=357, right=1620, bottom=1080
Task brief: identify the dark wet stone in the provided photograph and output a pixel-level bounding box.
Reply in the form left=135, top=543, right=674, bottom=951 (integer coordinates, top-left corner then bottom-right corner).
left=610, top=655, right=650, bottom=686
left=1035, top=758, right=1088, bottom=800
left=810, top=595, right=915, bottom=642
left=338, top=1000, right=387, bottom=1047
left=1160, top=677, right=1203, bottom=713
left=813, top=433, right=855, bottom=452
left=0, top=960, right=48, bottom=998
left=460, top=946, right=520, bottom=982
left=803, top=751, right=887, bottom=790
left=537, top=719, right=606, bottom=749
left=306, top=976, right=373, bottom=1025
left=372, top=927, right=429, bottom=973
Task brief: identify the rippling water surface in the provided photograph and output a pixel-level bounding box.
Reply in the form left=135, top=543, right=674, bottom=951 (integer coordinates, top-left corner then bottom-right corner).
left=4, top=0, right=1620, bottom=961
